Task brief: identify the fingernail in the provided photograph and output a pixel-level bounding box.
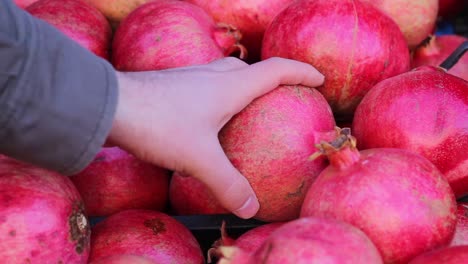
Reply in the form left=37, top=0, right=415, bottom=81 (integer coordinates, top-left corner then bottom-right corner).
left=233, top=195, right=259, bottom=219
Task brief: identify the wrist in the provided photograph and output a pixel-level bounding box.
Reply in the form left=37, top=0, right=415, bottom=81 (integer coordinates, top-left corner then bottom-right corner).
left=107, top=71, right=130, bottom=148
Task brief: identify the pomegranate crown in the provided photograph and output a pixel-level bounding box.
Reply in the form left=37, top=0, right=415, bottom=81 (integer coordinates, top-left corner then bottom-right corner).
left=309, top=127, right=357, bottom=161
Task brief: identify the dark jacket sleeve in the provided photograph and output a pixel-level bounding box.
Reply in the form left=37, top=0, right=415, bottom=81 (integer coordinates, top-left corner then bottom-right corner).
left=0, top=0, right=118, bottom=175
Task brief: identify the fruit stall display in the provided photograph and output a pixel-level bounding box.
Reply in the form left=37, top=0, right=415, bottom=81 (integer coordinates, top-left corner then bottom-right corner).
left=2, top=0, right=468, bottom=263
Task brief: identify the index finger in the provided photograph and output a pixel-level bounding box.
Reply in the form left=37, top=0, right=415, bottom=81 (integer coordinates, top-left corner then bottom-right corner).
left=232, top=57, right=325, bottom=104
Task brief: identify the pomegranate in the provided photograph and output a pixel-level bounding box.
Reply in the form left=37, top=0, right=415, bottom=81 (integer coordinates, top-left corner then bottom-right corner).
left=26, top=0, right=112, bottom=59
left=169, top=172, right=228, bottom=215
left=90, top=254, right=156, bottom=264
left=412, top=35, right=468, bottom=80
left=219, top=217, right=383, bottom=264
left=219, top=85, right=336, bottom=222
left=360, top=0, right=439, bottom=49
left=0, top=157, right=90, bottom=263
left=262, top=0, right=410, bottom=120
left=352, top=65, right=468, bottom=198
left=14, top=0, right=38, bottom=8
left=233, top=222, right=285, bottom=252
left=300, top=128, right=457, bottom=263
left=112, top=0, right=246, bottom=71
left=70, top=147, right=170, bottom=217
left=90, top=209, right=204, bottom=264
left=450, top=204, right=468, bottom=246
left=408, top=245, right=468, bottom=263
left=83, top=0, right=156, bottom=24
left=185, top=0, right=295, bottom=63
left=208, top=222, right=285, bottom=262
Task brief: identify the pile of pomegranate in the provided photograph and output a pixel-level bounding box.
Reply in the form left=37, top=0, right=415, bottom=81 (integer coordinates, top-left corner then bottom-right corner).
left=3, top=0, right=467, bottom=263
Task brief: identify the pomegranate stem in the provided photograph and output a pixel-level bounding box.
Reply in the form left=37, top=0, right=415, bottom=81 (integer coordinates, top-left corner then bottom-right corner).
left=439, top=40, right=468, bottom=70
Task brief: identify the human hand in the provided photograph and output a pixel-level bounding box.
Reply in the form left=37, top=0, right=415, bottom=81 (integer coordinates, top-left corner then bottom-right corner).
left=108, top=57, right=325, bottom=219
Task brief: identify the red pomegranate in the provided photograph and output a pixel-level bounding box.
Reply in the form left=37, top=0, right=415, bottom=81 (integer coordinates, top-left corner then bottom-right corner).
left=185, top=0, right=295, bottom=63
left=90, top=254, right=156, bottom=264
left=219, top=85, right=337, bottom=222
left=0, top=157, right=90, bottom=263
left=14, top=0, right=38, bottom=8
left=112, top=0, right=246, bottom=71
left=450, top=204, right=468, bottom=246
left=352, top=66, right=468, bottom=198
left=262, top=0, right=410, bottom=120
left=233, top=223, right=285, bottom=252
left=169, top=172, right=228, bottom=215
left=360, top=0, right=439, bottom=49
left=408, top=245, right=468, bottom=264
left=83, top=0, right=156, bottom=24
left=70, top=147, right=170, bottom=217
left=208, top=222, right=285, bottom=262
left=26, top=0, right=112, bottom=59
left=219, top=217, right=383, bottom=264
left=300, top=128, right=457, bottom=263
left=412, top=35, right=468, bottom=80
left=89, top=209, right=204, bottom=264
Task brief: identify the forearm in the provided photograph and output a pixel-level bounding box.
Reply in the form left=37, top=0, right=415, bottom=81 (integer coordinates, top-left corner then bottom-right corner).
left=0, top=0, right=118, bottom=175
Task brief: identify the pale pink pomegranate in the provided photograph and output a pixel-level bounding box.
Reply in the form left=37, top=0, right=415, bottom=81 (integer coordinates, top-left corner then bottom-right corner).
left=169, top=172, right=228, bottom=215
left=219, top=85, right=336, bottom=222
left=0, top=157, right=90, bottom=263
left=262, top=0, right=410, bottom=119
left=218, top=217, right=383, bottom=263
left=352, top=66, right=468, bottom=198
left=27, top=0, right=112, bottom=59
left=301, top=128, right=457, bottom=263
left=360, top=0, right=439, bottom=49
left=89, top=209, right=204, bottom=264
left=112, top=0, right=246, bottom=71
left=208, top=222, right=285, bottom=262
left=70, top=147, right=170, bottom=217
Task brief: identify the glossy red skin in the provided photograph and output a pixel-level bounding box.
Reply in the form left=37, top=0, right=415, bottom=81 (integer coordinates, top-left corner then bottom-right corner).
left=112, top=0, right=233, bottom=71
left=229, top=217, right=383, bottom=263
left=412, top=35, right=468, bottom=81
left=450, top=204, right=468, bottom=246
left=360, top=0, right=439, bottom=49
left=90, top=254, right=156, bottom=264
left=352, top=66, right=468, bottom=198
left=70, top=147, right=170, bottom=217
left=301, top=148, right=457, bottom=264
left=0, top=157, right=90, bottom=263
left=26, top=0, right=112, bottom=59
left=262, top=0, right=410, bottom=120
left=14, top=0, right=39, bottom=8
left=186, top=0, right=294, bottom=63
left=169, top=172, right=228, bottom=215
left=219, top=85, right=336, bottom=222
left=409, top=245, right=468, bottom=263
left=439, top=0, right=465, bottom=17
left=90, top=209, right=204, bottom=264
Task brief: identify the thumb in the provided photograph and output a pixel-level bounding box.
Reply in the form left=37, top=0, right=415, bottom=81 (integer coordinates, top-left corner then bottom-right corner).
left=187, top=139, right=259, bottom=219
